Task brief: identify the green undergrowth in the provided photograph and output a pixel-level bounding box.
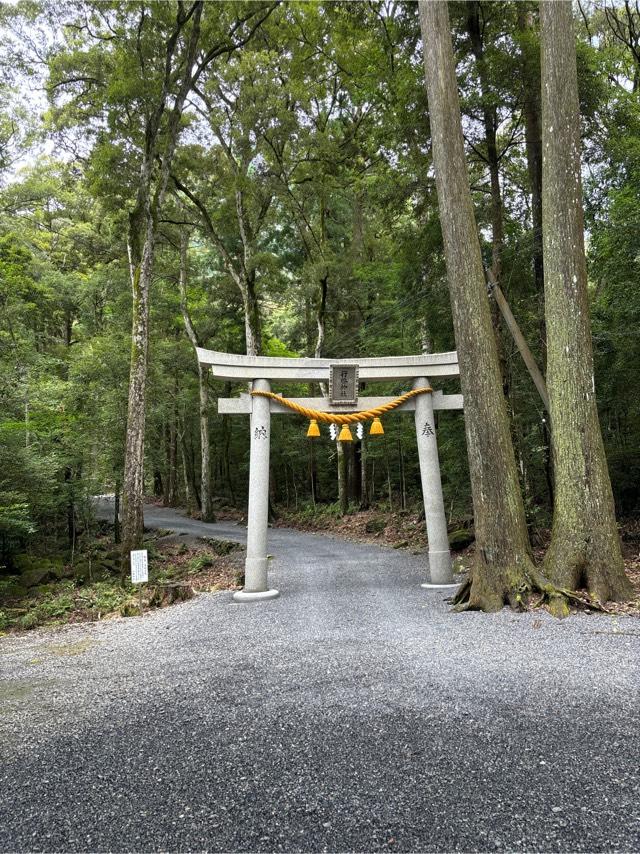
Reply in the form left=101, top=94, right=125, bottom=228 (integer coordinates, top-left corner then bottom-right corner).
left=0, top=533, right=244, bottom=635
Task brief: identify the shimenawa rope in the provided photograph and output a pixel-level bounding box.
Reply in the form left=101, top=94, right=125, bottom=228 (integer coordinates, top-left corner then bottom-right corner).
left=250, top=386, right=432, bottom=425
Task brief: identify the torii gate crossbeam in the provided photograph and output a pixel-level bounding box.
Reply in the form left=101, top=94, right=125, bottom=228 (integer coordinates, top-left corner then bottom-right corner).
left=198, top=348, right=464, bottom=601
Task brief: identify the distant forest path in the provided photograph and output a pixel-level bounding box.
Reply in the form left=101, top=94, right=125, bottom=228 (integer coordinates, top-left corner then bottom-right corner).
left=1, top=502, right=639, bottom=852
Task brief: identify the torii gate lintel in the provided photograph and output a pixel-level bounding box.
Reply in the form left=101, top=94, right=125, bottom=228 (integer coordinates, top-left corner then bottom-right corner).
left=197, top=349, right=464, bottom=601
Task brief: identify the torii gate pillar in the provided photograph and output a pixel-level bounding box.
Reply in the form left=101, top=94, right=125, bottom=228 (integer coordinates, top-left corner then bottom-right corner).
left=414, top=377, right=452, bottom=586
left=233, top=378, right=279, bottom=602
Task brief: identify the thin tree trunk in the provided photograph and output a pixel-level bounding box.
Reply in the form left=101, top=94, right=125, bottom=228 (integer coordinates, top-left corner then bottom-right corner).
left=114, top=478, right=121, bottom=545
left=167, top=382, right=178, bottom=506
left=517, top=6, right=544, bottom=299
left=242, top=271, right=262, bottom=356
left=315, top=273, right=328, bottom=361
left=466, top=1, right=504, bottom=283
left=397, top=436, right=406, bottom=511
left=370, top=457, right=376, bottom=505
left=153, top=469, right=163, bottom=498
left=179, top=420, right=199, bottom=515
left=360, top=433, right=369, bottom=510
left=419, top=0, right=536, bottom=611
left=337, top=441, right=348, bottom=516
left=65, top=467, right=75, bottom=550
left=540, top=0, right=632, bottom=603
left=383, top=431, right=393, bottom=510
left=179, top=229, right=214, bottom=521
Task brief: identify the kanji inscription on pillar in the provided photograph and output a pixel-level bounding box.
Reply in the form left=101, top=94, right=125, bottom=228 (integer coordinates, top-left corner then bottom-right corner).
left=254, top=425, right=268, bottom=439
left=329, top=364, right=358, bottom=405
left=422, top=421, right=434, bottom=436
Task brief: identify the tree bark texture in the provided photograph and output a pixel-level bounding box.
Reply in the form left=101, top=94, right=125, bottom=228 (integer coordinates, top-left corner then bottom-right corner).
left=419, top=0, right=535, bottom=611
left=540, top=1, right=633, bottom=601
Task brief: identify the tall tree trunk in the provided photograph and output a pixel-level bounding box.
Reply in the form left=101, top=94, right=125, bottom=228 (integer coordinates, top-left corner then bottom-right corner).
left=122, top=215, right=155, bottom=551
left=540, top=1, right=632, bottom=602
left=419, top=0, right=536, bottom=611
left=121, top=3, right=204, bottom=556
left=179, top=230, right=214, bottom=522
left=517, top=8, right=553, bottom=510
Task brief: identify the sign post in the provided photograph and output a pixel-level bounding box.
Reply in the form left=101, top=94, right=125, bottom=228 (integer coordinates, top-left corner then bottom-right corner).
left=130, top=549, right=148, bottom=615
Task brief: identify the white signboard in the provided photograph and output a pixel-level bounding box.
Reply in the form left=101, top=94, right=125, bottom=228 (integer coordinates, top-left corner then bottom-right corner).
left=130, top=549, right=148, bottom=584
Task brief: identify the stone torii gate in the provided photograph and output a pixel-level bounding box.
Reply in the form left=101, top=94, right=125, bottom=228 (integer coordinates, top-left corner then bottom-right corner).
left=197, top=348, right=464, bottom=601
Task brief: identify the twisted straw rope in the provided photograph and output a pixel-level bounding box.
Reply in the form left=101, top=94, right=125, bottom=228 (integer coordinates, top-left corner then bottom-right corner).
left=250, top=387, right=432, bottom=425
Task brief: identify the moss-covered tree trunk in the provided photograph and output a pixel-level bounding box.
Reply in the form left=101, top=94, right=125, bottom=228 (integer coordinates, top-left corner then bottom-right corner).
left=540, top=1, right=633, bottom=602
left=419, top=0, right=536, bottom=611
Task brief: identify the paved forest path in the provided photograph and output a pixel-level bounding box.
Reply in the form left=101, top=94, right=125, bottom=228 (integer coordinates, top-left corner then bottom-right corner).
left=1, top=502, right=639, bottom=852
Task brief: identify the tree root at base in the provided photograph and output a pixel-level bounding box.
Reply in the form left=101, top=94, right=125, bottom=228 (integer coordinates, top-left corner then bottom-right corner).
left=451, top=566, right=607, bottom=617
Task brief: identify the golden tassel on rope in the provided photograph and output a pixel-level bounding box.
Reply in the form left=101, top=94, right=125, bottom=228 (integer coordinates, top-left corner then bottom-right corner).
left=306, top=419, right=320, bottom=438
left=338, top=424, right=353, bottom=442
left=370, top=417, right=384, bottom=436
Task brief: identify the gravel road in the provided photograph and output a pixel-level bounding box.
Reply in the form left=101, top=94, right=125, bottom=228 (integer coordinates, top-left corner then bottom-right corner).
left=1, top=500, right=639, bottom=852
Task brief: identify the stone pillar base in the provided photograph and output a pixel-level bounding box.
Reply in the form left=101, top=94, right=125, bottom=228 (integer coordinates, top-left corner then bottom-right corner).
left=243, top=555, right=269, bottom=591
left=421, top=581, right=460, bottom=590
left=233, top=589, right=280, bottom=602
left=425, top=549, right=454, bottom=585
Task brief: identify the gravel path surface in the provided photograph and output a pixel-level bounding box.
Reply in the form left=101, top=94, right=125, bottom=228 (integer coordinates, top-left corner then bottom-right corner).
left=1, top=501, right=639, bottom=853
